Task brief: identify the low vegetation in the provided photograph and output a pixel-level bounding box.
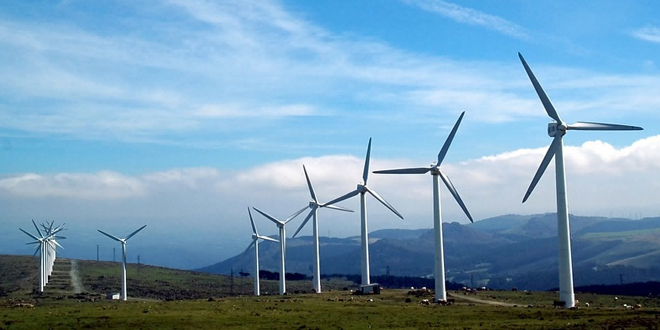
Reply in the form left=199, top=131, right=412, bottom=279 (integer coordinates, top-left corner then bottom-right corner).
left=3, top=255, right=660, bottom=329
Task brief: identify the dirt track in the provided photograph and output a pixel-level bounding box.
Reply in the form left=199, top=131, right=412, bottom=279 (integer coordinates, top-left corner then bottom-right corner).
left=453, top=294, right=518, bottom=307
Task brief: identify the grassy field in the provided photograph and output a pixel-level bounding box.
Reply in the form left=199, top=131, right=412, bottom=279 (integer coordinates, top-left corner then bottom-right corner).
left=3, top=255, right=660, bottom=329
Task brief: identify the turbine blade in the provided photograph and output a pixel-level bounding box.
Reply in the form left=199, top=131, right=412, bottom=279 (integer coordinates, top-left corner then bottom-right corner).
left=373, top=167, right=431, bottom=174
left=50, top=227, right=65, bottom=236
left=438, top=171, right=474, bottom=223
left=286, top=206, right=309, bottom=223
left=518, top=53, right=562, bottom=124
left=437, top=111, right=465, bottom=165
left=303, top=165, right=317, bottom=203
left=258, top=235, right=279, bottom=243
left=52, top=236, right=67, bottom=240
left=248, top=207, right=258, bottom=235
left=292, top=210, right=314, bottom=238
left=51, top=240, right=64, bottom=249
left=323, top=189, right=360, bottom=207
left=362, top=138, right=372, bottom=185
left=33, top=245, right=40, bottom=256
left=125, top=225, right=147, bottom=241
left=321, top=204, right=354, bottom=213
left=365, top=187, right=404, bottom=220
left=568, top=121, right=643, bottom=131
left=98, top=229, right=122, bottom=242
left=522, top=135, right=562, bottom=203
left=32, top=219, right=44, bottom=238
left=252, top=207, right=283, bottom=226
left=20, top=228, right=41, bottom=241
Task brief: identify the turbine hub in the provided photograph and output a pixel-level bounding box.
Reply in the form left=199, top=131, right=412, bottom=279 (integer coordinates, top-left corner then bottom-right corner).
left=357, top=184, right=366, bottom=192
left=309, top=201, right=317, bottom=208
left=548, top=122, right=567, bottom=137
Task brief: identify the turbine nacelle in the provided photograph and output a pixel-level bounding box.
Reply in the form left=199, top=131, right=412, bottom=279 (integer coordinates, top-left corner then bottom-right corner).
left=548, top=122, right=567, bottom=137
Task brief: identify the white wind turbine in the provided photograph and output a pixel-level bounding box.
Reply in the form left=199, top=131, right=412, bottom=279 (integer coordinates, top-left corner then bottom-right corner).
left=518, top=52, right=643, bottom=308
left=252, top=207, right=307, bottom=295
left=292, top=165, right=353, bottom=293
left=242, top=207, right=279, bottom=296
left=20, top=220, right=65, bottom=293
left=324, top=138, right=404, bottom=286
left=41, top=221, right=66, bottom=279
left=374, top=111, right=473, bottom=302
left=98, top=225, right=147, bottom=301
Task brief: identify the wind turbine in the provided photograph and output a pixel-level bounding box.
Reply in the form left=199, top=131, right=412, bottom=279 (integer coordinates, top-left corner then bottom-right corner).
left=251, top=206, right=306, bottom=295
left=518, top=52, right=643, bottom=308
left=20, top=220, right=65, bottom=293
left=242, top=207, right=279, bottom=296
left=292, top=165, right=353, bottom=293
left=98, top=225, right=147, bottom=301
left=374, top=111, right=473, bottom=302
left=41, top=221, right=66, bottom=278
left=324, top=138, right=404, bottom=286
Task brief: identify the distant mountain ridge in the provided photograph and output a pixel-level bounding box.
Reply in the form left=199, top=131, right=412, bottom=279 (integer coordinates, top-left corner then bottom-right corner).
left=197, top=214, right=660, bottom=291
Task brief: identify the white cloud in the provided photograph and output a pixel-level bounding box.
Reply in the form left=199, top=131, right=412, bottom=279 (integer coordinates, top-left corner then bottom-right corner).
left=195, top=103, right=317, bottom=118
left=400, top=0, right=529, bottom=40
left=2, top=134, right=658, bottom=224
left=632, top=26, right=660, bottom=43
left=0, top=0, right=658, bottom=147
left=0, top=171, right=145, bottom=200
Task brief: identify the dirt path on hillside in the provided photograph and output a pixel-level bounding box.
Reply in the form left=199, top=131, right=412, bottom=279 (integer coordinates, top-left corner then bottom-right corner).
left=453, top=294, right=518, bottom=307
left=69, top=259, right=84, bottom=294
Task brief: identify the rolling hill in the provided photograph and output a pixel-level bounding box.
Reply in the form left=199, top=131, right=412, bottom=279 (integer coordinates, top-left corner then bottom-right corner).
left=198, top=214, right=660, bottom=291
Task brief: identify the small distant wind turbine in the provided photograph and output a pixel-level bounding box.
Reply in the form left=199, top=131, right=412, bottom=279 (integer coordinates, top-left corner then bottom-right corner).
left=20, top=220, right=65, bottom=293
left=518, top=52, right=643, bottom=308
left=252, top=207, right=306, bottom=295
left=292, top=165, right=353, bottom=293
left=242, top=207, right=279, bottom=296
left=98, top=225, right=147, bottom=301
left=324, top=138, right=404, bottom=286
left=374, top=111, right=473, bottom=302
left=41, top=221, right=66, bottom=278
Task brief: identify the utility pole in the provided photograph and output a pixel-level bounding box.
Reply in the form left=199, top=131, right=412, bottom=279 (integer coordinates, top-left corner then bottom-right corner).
left=230, top=268, right=235, bottom=296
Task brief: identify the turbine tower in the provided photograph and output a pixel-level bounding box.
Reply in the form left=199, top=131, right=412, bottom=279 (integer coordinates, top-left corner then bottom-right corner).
left=252, top=207, right=306, bottom=295
left=98, top=225, right=147, bottom=301
left=518, top=52, right=643, bottom=308
left=242, top=207, right=279, bottom=296
left=292, top=165, right=353, bottom=293
left=324, top=138, right=404, bottom=286
left=374, top=111, right=473, bottom=302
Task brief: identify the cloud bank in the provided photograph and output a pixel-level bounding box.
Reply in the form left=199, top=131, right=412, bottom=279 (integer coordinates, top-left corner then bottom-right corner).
left=2, top=135, right=659, bottom=268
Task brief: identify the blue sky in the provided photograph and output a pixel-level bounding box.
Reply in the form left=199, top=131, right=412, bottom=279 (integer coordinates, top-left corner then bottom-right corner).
left=1, top=0, right=659, bottom=269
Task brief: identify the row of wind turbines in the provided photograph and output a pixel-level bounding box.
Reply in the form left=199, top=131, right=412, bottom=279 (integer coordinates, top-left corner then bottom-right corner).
left=20, top=220, right=66, bottom=293
left=17, top=54, right=642, bottom=307
left=20, top=219, right=146, bottom=301
left=242, top=53, right=643, bottom=308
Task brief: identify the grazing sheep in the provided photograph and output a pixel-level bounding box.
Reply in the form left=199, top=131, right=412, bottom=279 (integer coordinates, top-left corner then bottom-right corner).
left=420, top=299, right=430, bottom=305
